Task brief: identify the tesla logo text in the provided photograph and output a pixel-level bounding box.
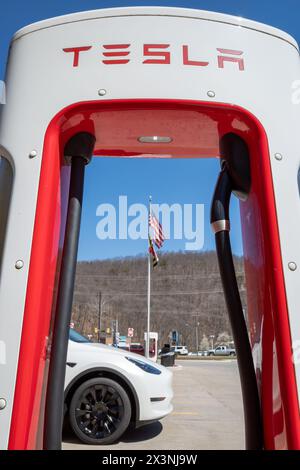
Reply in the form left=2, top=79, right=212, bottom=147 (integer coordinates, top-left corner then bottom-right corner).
left=62, top=44, right=245, bottom=70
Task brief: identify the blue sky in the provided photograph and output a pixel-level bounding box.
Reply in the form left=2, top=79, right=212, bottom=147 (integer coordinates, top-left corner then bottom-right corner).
left=80, top=157, right=242, bottom=260
left=1, top=1, right=299, bottom=260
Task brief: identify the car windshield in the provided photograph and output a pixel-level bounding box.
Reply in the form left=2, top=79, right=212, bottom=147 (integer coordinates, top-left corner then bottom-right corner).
left=69, top=329, right=91, bottom=343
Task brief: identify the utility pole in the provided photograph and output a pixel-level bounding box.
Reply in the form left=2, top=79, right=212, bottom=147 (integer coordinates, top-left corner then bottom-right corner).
left=98, top=291, right=102, bottom=343
left=112, top=318, right=119, bottom=347
left=190, top=313, right=200, bottom=352
left=195, top=318, right=199, bottom=353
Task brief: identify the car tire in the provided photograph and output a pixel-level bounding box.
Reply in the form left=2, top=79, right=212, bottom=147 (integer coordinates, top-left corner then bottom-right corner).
left=69, top=377, right=131, bottom=445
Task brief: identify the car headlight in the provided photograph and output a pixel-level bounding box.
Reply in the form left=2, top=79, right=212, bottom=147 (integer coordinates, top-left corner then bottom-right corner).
left=125, top=357, right=161, bottom=375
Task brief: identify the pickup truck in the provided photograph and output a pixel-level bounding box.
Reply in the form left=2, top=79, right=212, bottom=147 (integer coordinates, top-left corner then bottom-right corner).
left=208, top=345, right=236, bottom=356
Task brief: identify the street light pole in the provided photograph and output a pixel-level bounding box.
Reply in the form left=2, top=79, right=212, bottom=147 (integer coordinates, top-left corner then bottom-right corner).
left=209, top=334, right=215, bottom=350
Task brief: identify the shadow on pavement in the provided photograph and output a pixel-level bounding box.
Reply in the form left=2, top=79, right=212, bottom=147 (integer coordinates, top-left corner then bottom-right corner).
left=62, top=421, right=163, bottom=446
left=122, top=422, right=163, bottom=443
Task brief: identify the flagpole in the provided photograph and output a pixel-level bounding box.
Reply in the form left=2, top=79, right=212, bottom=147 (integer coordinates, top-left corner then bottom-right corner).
left=146, top=195, right=152, bottom=359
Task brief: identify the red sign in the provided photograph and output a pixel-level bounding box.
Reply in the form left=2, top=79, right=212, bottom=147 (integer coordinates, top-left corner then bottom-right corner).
left=128, top=328, right=134, bottom=338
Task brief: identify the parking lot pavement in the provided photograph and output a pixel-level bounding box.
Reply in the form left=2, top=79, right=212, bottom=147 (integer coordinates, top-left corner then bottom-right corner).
left=62, top=359, right=244, bottom=450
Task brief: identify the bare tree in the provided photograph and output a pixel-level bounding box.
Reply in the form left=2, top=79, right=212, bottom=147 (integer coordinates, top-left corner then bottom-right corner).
left=72, top=251, right=246, bottom=349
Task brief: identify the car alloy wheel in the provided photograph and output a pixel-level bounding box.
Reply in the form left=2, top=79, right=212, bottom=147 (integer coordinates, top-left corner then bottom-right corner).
left=69, top=377, right=131, bottom=444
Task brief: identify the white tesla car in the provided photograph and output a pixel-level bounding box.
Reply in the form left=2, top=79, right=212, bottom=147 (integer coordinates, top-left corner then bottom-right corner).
left=64, top=329, right=173, bottom=444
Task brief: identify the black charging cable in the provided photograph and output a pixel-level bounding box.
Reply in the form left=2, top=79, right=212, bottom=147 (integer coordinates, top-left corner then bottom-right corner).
left=211, top=159, right=263, bottom=450
left=44, top=133, right=95, bottom=450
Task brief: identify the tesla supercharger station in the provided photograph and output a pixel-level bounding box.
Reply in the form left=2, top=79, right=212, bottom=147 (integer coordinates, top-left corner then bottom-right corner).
left=0, top=6, right=300, bottom=450
left=144, top=332, right=158, bottom=361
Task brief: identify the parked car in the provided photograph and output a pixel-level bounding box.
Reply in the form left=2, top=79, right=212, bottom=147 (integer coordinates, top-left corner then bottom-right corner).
left=65, top=329, right=173, bottom=444
left=129, top=343, right=144, bottom=355
left=187, top=351, right=208, bottom=357
left=118, top=343, right=155, bottom=357
left=208, top=345, right=236, bottom=356
left=171, top=345, right=189, bottom=356
left=117, top=344, right=130, bottom=352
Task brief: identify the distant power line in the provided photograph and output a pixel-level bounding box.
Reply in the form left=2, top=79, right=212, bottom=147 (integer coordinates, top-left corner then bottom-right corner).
left=75, top=273, right=244, bottom=279
left=73, top=289, right=246, bottom=297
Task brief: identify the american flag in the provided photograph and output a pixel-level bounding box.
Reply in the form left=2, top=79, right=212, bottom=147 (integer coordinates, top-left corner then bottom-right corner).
left=148, top=211, right=165, bottom=268
left=148, top=236, right=159, bottom=268
left=149, top=212, right=165, bottom=249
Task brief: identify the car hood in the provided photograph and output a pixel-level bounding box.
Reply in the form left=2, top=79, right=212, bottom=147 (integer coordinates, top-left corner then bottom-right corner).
left=70, top=341, right=166, bottom=370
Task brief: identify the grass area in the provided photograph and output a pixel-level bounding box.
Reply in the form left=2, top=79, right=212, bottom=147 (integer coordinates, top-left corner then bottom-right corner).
left=171, top=355, right=236, bottom=361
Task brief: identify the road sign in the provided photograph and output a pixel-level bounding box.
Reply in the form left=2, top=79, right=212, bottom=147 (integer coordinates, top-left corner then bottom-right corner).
left=128, top=327, right=134, bottom=337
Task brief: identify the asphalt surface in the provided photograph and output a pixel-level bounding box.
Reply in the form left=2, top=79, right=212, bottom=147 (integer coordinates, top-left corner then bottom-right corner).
left=62, top=359, right=244, bottom=450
